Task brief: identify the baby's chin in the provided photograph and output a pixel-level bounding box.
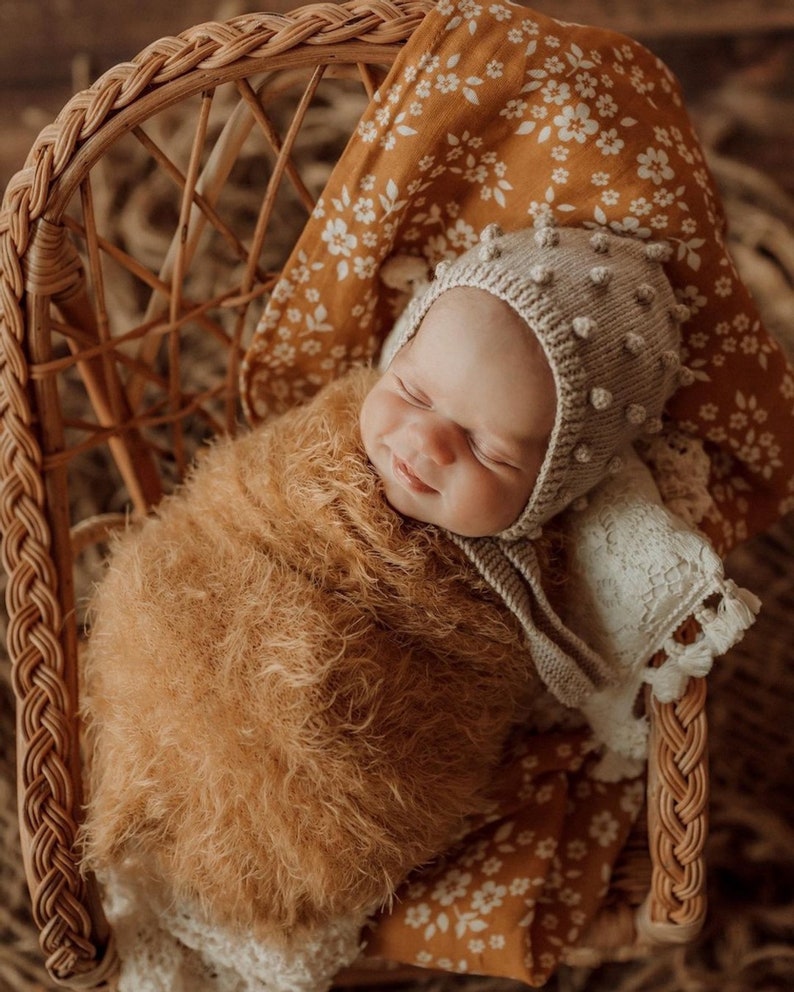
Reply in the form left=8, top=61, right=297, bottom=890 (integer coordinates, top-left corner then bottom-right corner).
left=379, top=485, right=502, bottom=538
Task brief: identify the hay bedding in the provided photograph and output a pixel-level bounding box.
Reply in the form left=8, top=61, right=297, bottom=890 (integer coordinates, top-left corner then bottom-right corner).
left=2, top=15, right=794, bottom=992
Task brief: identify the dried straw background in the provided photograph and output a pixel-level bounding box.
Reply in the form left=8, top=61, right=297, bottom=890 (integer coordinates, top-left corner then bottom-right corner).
left=1, top=4, right=793, bottom=991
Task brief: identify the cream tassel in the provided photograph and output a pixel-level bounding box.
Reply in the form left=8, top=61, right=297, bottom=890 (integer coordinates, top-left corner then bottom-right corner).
left=643, top=579, right=760, bottom=704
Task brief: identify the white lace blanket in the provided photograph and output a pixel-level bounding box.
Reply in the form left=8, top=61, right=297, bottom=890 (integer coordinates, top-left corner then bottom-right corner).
left=565, top=447, right=760, bottom=779
left=103, top=863, right=365, bottom=992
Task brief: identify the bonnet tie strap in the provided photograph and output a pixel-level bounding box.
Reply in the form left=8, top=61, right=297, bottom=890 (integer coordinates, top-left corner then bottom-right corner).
left=449, top=533, right=615, bottom=709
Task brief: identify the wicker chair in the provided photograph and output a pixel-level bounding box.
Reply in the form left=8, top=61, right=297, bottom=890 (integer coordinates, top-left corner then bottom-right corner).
left=0, top=2, right=708, bottom=987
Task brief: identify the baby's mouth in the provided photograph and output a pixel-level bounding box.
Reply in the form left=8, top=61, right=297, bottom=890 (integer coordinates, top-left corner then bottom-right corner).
left=391, top=454, right=436, bottom=494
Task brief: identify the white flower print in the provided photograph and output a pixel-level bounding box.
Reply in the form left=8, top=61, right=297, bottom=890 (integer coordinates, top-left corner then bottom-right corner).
left=417, top=52, right=440, bottom=73
left=509, top=877, right=532, bottom=896
left=486, top=58, right=504, bottom=78
left=653, top=188, right=676, bottom=207
left=446, top=0, right=482, bottom=35
left=714, top=275, right=733, bottom=298
left=489, top=3, right=512, bottom=21
left=353, top=197, right=375, bottom=224
left=489, top=934, right=506, bottom=949
left=588, top=810, right=620, bottom=847
left=435, top=72, right=460, bottom=93
left=431, top=869, right=472, bottom=906
left=620, top=779, right=645, bottom=816
left=541, top=80, right=570, bottom=105
left=481, top=856, right=503, bottom=876
left=630, top=196, right=653, bottom=216
left=470, top=880, right=507, bottom=915
left=637, top=146, right=675, bottom=186
left=596, top=129, right=624, bottom=156
left=500, top=98, right=528, bottom=119
left=357, top=121, right=378, bottom=144
left=321, top=218, right=357, bottom=257
left=353, top=256, right=377, bottom=279
left=554, top=103, right=599, bottom=143
left=630, top=65, right=653, bottom=95
left=447, top=218, right=478, bottom=249
left=559, top=886, right=583, bottom=907
left=574, top=71, right=598, bottom=99
left=596, top=92, right=618, bottom=117
left=271, top=341, right=295, bottom=364
left=566, top=838, right=588, bottom=861
left=270, top=277, right=293, bottom=304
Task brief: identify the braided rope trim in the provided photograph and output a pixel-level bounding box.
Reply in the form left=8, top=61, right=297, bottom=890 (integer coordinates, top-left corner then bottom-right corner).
left=643, top=616, right=709, bottom=936
left=0, top=3, right=430, bottom=986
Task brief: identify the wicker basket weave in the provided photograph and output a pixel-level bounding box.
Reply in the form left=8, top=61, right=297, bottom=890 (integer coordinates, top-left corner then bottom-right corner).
left=0, top=3, right=710, bottom=987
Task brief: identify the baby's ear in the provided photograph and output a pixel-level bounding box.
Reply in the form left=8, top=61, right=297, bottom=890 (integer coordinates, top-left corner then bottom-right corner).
left=379, top=254, right=431, bottom=297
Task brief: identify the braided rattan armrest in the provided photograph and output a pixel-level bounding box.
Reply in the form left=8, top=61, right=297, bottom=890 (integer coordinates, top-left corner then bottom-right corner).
left=0, top=3, right=707, bottom=987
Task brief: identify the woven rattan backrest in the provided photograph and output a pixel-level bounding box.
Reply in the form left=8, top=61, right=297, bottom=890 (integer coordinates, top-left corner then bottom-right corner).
left=0, top=4, right=432, bottom=986
left=0, top=2, right=711, bottom=988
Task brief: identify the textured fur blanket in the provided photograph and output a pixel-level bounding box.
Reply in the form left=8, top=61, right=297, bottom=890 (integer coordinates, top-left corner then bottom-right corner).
left=81, top=366, right=536, bottom=942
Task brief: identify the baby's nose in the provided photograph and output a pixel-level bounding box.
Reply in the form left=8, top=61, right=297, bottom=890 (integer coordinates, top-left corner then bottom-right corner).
left=412, top=415, right=456, bottom=466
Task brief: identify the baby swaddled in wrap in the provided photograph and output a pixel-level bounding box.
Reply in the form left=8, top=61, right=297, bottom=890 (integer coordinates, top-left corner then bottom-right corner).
left=82, top=226, right=748, bottom=990
left=82, top=363, right=537, bottom=939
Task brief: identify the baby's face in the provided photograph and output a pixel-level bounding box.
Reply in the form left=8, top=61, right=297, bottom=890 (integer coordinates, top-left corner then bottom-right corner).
left=360, top=287, right=557, bottom=537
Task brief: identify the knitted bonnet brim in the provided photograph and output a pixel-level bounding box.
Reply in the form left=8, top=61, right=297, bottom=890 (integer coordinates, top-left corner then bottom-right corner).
left=389, top=223, right=692, bottom=707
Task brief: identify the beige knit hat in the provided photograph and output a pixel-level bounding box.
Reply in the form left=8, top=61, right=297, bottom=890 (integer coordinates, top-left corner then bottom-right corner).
left=389, top=222, right=692, bottom=706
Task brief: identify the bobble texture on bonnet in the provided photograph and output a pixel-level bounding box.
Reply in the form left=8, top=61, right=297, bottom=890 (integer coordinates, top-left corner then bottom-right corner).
left=394, top=222, right=691, bottom=540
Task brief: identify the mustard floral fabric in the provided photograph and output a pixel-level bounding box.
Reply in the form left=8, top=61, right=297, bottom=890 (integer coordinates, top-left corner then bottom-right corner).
left=362, top=731, right=643, bottom=984
left=241, top=0, right=794, bottom=558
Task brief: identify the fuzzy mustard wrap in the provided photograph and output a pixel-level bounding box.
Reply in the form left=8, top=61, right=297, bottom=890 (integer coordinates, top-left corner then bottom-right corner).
left=81, top=367, right=537, bottom=943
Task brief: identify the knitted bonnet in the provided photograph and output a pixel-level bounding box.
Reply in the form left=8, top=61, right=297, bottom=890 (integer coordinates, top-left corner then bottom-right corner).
left=388, top=223, right=692, bottom=707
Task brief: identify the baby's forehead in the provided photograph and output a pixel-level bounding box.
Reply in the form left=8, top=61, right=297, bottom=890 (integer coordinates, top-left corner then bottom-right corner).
left=418, top=285, right=545, bottom=355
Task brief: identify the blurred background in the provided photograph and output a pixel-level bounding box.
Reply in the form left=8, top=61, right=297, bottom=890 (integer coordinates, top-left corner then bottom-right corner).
left=1, top=2, right=792, bottom=991
left=0, top=0, right=793, bottom=196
